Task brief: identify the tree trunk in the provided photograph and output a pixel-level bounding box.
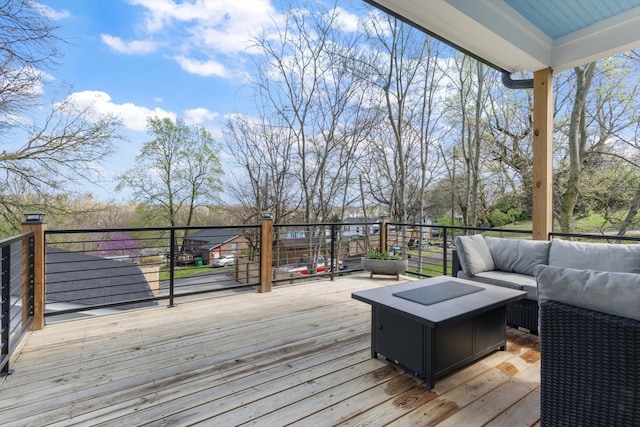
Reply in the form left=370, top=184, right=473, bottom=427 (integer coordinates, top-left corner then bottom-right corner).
left=559, top=62, right=596, bottom=232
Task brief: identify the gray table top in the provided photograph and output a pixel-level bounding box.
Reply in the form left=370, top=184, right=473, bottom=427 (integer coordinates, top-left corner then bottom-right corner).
left=352, top=276, right=527, bottom=327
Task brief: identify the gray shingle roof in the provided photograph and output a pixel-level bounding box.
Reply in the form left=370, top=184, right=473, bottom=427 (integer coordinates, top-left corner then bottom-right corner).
left=46, top=247, right=157, bottom=309
left=184, top=228, right=240, bottom=247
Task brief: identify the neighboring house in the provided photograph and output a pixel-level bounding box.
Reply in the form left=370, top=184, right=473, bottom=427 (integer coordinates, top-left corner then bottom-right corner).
left=280, top=226, right=307, bottom=239
left=277, top=225, right=331, bottom=239
left=341, top=217, right=380, bottom=238
left=182, top=228, right=249, bottom=265
left=45, top=247, right=157, bottom=318
left=273, top=237, right=327, bottom=266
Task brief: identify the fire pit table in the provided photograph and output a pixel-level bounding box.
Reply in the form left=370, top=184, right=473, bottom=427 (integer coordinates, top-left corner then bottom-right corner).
left=352, top=276, right=526, bottom=389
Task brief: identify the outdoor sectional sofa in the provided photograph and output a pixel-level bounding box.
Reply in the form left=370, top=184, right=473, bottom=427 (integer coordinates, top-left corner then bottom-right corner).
left=536, top=265, right=640, bottom=425
left=453, top=235, right=640, bottom=423
left=452, top=235, right=640, bottom=334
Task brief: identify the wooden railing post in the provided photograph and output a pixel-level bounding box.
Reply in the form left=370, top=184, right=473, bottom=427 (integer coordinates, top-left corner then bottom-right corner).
left=259, top=212, right=273, bottom=293
left=532, top=67, right=553, bottom=241
left=22, top=213, right=46, bottom=331
left=379, top=214, right=389, bottom=253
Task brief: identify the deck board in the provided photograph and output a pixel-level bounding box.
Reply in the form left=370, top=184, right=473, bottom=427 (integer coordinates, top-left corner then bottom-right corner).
left=0, top=275, right=540, bottom=426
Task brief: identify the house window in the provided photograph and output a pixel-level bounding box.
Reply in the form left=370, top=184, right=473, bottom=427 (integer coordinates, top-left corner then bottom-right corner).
left=231, top=243, right=238, bottom=253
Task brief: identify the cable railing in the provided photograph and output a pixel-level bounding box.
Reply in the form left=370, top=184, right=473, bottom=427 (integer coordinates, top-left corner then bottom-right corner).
left=44, top=225, right=261, bottom=320
left=1, top=232, right=35, bottom=376
left=12, top=217, right=640, bottom=327
left=271, top=221, right=384, bottom=284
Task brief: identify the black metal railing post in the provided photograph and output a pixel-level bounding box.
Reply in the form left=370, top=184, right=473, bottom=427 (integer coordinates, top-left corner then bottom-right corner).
left=329, top=224, right=336, bottom=281
left=169, top=228, right=176, bottom=307
left=1, top=245, right=10, bottom=375
left=27, top=236, right=35, bottom=318
left=442, top=227, right=448, bottom=276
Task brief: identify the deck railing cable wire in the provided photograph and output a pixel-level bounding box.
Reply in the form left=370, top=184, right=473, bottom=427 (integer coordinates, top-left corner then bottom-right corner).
left=1, top=232, right=35, bottom=375
left=31, top=222, right=640, bottom=323
left=271, top=222, right=375, bottom=285
left=44, top=225, right=261, bottom=319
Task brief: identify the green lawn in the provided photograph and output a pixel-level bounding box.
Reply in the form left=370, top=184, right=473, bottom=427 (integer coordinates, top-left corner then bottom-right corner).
left=159, top=265, right=231, bottom=281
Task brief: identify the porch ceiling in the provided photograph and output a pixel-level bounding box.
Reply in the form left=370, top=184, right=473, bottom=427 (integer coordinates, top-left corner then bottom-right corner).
left=363, top=0, right=640, bottom=72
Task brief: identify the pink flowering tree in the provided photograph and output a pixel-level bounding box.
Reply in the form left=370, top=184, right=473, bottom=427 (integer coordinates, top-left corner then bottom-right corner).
left=94, top=232, right=142, bottom=258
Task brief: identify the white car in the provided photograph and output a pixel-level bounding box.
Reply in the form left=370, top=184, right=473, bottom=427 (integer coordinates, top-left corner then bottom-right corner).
left=212, top=254, right=235, bottom=267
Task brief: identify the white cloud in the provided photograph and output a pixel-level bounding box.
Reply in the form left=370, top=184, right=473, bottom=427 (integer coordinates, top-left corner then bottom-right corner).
left=58, top=91, right=222, bottom=132
left=34, top=2, right=70, bottom=20
left=121, top=0, right=284, bottom=74
left=184, top=107, right=218, bottom=125
left=174, top=55, right=228, bottom=78
left=331, top=7, right=360, bottom=33
left=128, top=0, right=277, bottom=38
left=71, top=0, right=293, bottom=81
left=101, top=34, right=158, bottom=55
left=59, top=90, right=175, bottom=131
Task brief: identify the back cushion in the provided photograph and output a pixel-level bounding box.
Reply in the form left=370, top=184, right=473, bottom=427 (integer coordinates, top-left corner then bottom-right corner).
left=454, top=234, right=494, bottom=276
left=549, top=239, right=640, bottom=273
left=536, top=264, right=640, bottom=321
left=485, top=237, right=550, bottom=276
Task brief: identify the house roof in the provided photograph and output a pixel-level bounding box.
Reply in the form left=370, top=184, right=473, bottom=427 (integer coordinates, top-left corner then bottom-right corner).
left=364, top=0, right=640, bottom=72
left=46, top=247, right=157, bottom=309
left=184, top=228, right=241, bottom=247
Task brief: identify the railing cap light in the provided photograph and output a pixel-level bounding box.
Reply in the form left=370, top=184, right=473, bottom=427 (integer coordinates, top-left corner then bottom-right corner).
left=259, top=211, right=272, bottom=219
left=23, top=212, right=46, bottom=223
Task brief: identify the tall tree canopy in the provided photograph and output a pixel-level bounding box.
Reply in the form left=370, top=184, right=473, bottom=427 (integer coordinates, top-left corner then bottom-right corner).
left=117, top=117, right=223, bottom=227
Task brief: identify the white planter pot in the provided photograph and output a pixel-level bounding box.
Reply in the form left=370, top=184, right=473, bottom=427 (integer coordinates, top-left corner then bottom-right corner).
left=361, top=258, right=408, bottom=280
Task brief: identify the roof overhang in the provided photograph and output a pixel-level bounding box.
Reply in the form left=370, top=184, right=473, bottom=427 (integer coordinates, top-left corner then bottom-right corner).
left=364, top=0, right=640, bottom=73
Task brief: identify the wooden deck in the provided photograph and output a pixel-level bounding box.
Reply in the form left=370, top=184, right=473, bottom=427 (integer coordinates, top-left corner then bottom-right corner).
left=0, top=275, right=540, bottom=426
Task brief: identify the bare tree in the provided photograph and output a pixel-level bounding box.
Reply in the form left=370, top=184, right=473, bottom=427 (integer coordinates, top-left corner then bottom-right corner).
left=248, top=1, right=373, bottom=224
left=116, top=117, right=222, bottom=227
left=223, top=116, right=299, bottom=224
left=557, top=62, right=597, bottom=232
left=484, top=75, right=534, bottom=214
left=360, top=14, right=444, bottom=223
left=0, top=0, right=61, bottom=127
left=0, top=97, right=122, bottom=234
left=0, top=1, right=124, bottom=235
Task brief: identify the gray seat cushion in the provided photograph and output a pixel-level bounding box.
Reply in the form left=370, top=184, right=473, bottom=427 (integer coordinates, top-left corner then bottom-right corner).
left=536, top=264, right=640, bottom=321
left=459, top=270, right=536, bottom=299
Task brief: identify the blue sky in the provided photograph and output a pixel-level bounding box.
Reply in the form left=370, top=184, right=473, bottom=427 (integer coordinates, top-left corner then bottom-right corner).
left=36, top=0, right=364, bottom=201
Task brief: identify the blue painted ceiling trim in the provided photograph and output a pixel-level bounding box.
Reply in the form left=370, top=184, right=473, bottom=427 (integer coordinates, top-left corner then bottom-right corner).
left=505, top=0, right=640, bottom=39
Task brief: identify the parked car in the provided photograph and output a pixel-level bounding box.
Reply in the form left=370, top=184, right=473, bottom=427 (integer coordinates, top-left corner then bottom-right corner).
left=279, top=256, right=344, bottom=275
left=212, top=254, right=235, bottom=267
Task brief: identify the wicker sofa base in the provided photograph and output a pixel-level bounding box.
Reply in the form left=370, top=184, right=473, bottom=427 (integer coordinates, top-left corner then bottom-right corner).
left=506, top=299, right=539, bottom=334
left=540, top=301, right=640, bottom=426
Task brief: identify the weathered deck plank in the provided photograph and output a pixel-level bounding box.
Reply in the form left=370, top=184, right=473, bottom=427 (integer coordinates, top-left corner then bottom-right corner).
left=0, top=275, right=540, bottom=426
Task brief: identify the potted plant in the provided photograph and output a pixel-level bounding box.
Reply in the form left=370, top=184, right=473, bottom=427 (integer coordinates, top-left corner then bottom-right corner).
left=361, top=249, right=408, bottom=280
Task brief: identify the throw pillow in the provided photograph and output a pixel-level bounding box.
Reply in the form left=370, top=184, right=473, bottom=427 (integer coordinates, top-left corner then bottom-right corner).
left=454, top=234, right=494, bottom=276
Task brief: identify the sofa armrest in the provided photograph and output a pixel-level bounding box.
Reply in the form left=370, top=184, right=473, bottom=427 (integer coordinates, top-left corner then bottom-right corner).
left=452, top=249, right=461, bottom=277
left=540, top=300, right=640, bottom=426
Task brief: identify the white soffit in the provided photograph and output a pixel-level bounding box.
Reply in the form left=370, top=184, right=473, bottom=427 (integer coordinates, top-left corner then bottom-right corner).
left=364, top=0, right=640, bottom=72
